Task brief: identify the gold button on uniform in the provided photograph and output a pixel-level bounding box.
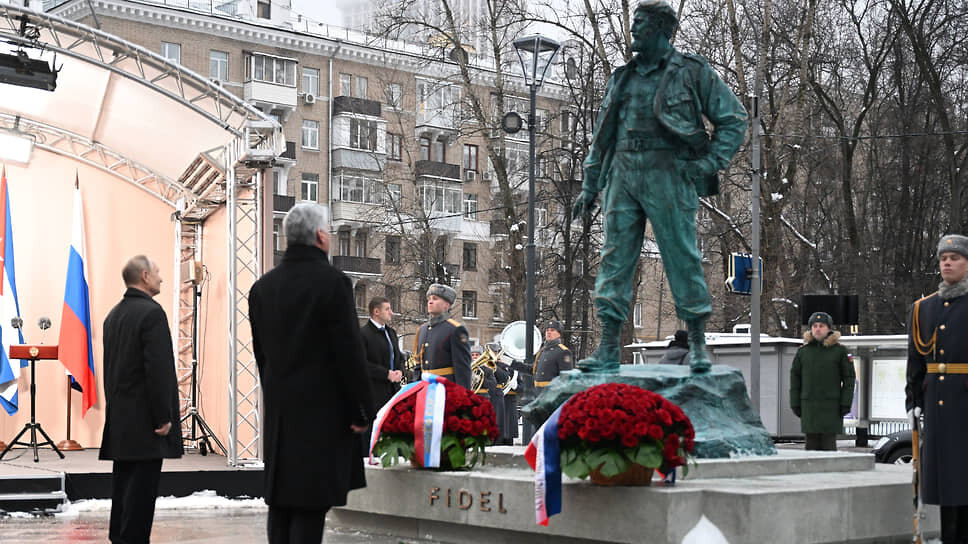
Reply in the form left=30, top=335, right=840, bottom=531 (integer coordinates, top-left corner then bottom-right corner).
left=940, top=325, right=946, bottom=330
left=939, top=363, right=947, bottom=373
left=944, top=302, right=950, bottom=307
left=940, top=349, right=945, bottom=356
left=939, top=400, right=944, bottom=406
left=940, top=376, right=945, bottom=381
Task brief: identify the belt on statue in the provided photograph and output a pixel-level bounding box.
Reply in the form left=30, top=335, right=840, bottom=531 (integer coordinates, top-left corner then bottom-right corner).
left=424, top=366, right=454, bottom=376
left=927, top=363, right=968, bottom=374
left=616, top=136, right=679, bottom=152
left=534, top=380, right=551, bottom=387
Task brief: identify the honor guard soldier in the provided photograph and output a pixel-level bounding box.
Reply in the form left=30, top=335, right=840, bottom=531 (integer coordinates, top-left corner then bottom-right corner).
left=906, top=234, right=968, bottom=543
left=416, top=284, right=473, bottom=389
left=533, top=320, right=574, bottom=391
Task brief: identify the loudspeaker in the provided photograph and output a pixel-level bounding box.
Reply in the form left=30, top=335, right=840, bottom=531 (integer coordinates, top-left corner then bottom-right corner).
left=800, top=294, right=859, bottom=325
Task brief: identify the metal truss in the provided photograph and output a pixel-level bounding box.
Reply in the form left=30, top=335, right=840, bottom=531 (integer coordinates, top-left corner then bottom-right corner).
left=176, top=222, right=201, bottom=426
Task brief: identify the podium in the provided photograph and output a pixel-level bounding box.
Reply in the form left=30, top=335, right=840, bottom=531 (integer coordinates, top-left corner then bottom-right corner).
left=0, top=345, right=65, bottom=462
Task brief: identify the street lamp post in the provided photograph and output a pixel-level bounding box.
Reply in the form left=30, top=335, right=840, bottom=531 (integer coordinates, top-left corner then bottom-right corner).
left=512, top=35, right=560, bottom=405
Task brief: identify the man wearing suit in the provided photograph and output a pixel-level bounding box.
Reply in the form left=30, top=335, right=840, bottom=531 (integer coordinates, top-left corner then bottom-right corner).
left=415, top=284, right=473, bottom=389
left=360, top=296, right=404, bottom=448
left=101, top=255, right=183, bottom=544
left=249, top=202, right=375, bottom=544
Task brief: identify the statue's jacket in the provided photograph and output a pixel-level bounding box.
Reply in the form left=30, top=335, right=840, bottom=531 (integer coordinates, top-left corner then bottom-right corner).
left=582, top=50, right=748, bottom=197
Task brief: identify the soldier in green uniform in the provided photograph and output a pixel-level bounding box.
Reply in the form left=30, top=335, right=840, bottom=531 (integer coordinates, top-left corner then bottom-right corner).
left=533, top=320, right=574, bottom=390
left=573, top=0, right=748, bottom=373
left=414, top=284, right=473, bottom=389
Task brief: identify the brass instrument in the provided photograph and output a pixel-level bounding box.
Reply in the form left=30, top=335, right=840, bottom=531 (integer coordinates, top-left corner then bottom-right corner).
left=471, top=321, right=541, bottom=394
left=471, top=345, right=503, bottom=394
left=401, top=351, right=420, bottom=386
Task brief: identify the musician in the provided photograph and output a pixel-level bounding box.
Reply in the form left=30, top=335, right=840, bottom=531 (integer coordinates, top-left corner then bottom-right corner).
left=533, top=320, right=574, bottom=390
left=492, top=343, right=518, bottom=446
left=415, top=284, right=472, bottom=389
left=472, top=346, right=507, bottom=444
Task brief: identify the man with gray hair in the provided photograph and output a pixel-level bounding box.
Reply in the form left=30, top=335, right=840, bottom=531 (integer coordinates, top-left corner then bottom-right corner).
left=907, top=233, right=968, bottom=543
left=414, top=283, right=473, bottom=389
left=249, top=202, right=374, bottom=543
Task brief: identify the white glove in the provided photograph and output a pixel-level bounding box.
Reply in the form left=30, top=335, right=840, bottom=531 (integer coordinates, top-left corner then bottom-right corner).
left=907, top=407, right=922, bottom=428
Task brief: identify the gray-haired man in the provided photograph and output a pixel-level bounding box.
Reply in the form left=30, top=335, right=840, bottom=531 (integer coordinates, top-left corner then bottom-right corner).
left=414, top=283, right=473, bottom=389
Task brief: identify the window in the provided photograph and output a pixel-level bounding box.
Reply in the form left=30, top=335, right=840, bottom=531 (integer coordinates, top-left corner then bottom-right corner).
left=418, top=183, right=462, bottom=214
left=385, top=285, right=400, bottom=312
left=432, top=140, right=445, bottom=162
left=273, top=170, right=286, bottom=196
left=302, top=67, right=319, bottom=97
left=386, top=183, right=402, bottom=206
left=302, top=120, right=319, bottom=150
left=354, top=231, right=367, bottom=257
left=388, top=133, right=402, bottom=161
left=339, top=73, right=352, bottom=96
left=385, top=236, right=400, bottom=264
left=634, top=303, right=643, bottom=328
left=462, top=291, right=477, bottom=318
left=209, top=50, right=229, bottom=81
left=257, top=0, right=270, bottom=18
left=463, top=193, right=478, bottom=219
left=463, top=144, right=478, bottom=171
left=354, top=283, right=367, bottom=310
left=300, top=173, right=318, bottom=202
left=161, top=42, right=180, bottom=63
left=338, top=230, right=351, bottom=255
left=355, top=76, right=368, bottom=98
left=385, top=82, right=402, bottom=108
left=349, top=119, right=378, bottom=151
left=335, top=175, right=384, bottom=205
left=273, top=221, right=282, bottom=251
left=419, top=138, right=431, bottom=161
left=462, top=243, right=477, bottom=271
left=246, top=53, right=296, bottom=86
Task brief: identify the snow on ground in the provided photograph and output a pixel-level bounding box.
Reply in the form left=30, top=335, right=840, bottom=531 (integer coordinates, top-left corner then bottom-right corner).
left=57, top=490, right=267, bottom=518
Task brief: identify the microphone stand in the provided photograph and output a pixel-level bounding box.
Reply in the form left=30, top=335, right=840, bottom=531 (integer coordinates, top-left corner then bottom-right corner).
left=179, top=280, right=225, bottom=456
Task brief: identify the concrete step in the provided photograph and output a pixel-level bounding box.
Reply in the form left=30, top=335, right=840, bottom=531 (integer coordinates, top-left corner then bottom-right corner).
left=0, top=474, right=67, bottom=513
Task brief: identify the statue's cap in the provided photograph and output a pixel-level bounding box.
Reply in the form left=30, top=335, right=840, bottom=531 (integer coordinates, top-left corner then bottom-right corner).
left=636, top=0, right=678, bottom=21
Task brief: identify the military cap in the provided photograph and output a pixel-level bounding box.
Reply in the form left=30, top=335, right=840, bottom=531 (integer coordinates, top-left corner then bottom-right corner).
left=636, top=0, right=678, bottom=22
left=544, top=319, right=564, bottom=334
left=937, top=234, right=968, bottom=260
left=808, top=312, right=833, bottom=328
left=426, top=283, right=457, bottom=305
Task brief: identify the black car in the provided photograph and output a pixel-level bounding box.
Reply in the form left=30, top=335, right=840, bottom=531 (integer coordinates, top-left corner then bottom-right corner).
left=872, top=429, right=913, bottom=464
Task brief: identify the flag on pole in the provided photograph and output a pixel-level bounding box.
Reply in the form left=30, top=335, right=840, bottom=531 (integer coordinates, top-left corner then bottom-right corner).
left=0, top=167, right=25, bottom=415
left=58, top=179, right=97, bottom=416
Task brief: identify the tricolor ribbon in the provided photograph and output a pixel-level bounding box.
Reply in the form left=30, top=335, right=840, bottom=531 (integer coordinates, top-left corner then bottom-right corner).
left=369, top=373, right=447, bottom=467
left=524, top=403, right=565, bottom=526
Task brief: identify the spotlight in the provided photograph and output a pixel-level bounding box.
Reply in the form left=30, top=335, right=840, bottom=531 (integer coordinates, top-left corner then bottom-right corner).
left=0, top=50, right=57, bottom=92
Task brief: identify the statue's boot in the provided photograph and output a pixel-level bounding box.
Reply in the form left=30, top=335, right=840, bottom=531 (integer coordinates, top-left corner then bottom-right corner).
left=686, top=317, right=712, bottom=373
left=578, top=318, right=621, bottom=373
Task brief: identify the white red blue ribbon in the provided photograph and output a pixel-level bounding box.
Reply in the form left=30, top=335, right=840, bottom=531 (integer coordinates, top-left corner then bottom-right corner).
left=524, top=403, right=565, bottom=526
left=369, top=373, right=447, bottom=467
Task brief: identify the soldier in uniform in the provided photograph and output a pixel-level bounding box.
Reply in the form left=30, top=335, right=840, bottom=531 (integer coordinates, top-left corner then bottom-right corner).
left=573, top=0, right=748, bottom=373
left=533, top=320, right=574, bottom=391
left=415, top=284, right=473, bottom=389
left=907, top=234, right=968, bottom=543
left=492, top=343, right=518, bottom=446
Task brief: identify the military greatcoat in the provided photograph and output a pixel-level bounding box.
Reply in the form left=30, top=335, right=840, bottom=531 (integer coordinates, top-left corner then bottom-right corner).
left=906, top=288, right=968, bottom=505
left=533, top=339, right=573, bottom=389
left=789, top=331, right=855, bottom=434
left=415, top=314, right=472, bottom=389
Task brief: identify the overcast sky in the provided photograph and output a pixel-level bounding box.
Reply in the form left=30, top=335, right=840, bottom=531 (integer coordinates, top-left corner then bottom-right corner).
left=291, top=0, right=345, bottom=27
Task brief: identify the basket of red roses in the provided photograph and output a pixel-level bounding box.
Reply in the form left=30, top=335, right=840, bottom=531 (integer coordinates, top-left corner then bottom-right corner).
left=557, top=383, right=695, bottom=486
left=371, top=377, right=499, bottom=470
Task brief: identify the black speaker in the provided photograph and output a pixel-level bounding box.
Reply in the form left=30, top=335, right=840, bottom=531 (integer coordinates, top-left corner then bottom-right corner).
left=800, top=295, right=859, bottom=325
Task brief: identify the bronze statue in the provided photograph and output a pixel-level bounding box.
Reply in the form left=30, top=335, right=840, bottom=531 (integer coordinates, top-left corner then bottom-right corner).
left=573, top=0, right=748, bottom=373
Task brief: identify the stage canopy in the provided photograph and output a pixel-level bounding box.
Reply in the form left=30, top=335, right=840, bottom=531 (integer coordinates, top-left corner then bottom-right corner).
left=0, top=4, right=281, bottom=466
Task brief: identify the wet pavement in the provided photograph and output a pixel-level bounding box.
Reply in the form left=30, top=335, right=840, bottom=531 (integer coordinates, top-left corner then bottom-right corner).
left=0, top=509, right=427, bottom=543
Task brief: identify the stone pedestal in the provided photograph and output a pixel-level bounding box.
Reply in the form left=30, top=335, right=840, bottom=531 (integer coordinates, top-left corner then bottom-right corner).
left=521, top=364, right=776, bottom=457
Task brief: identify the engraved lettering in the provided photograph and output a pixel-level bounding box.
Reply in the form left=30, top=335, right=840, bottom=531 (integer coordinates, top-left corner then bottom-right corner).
left=498, top=492, right=507, bottom=513
left=479, top=491, right=491, bottom=512
left=429, top=487, right=440, bottom=506
left=458, top=489, right=472, bottom=510
left=447, top=488, right=452, bottom=507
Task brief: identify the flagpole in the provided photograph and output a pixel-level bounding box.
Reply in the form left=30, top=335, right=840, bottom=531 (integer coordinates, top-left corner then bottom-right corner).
left=57, top=374, right=83, bottom=451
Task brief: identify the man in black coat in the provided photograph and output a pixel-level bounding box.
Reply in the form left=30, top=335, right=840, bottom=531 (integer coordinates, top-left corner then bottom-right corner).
left=249, top=202, right=375, bottom=544
left=360, top=296, right=404, bottom=410
left=101, top=255, right=183, bottom=544
left=907, top=233, right=968, bottom=543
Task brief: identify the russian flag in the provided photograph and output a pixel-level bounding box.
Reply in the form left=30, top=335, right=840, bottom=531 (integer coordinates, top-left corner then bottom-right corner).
left=524, top=403, right=565, bottom=526
left=58, top=182, right=96, bottom=416
left=0, top=167, right=25, bottom=415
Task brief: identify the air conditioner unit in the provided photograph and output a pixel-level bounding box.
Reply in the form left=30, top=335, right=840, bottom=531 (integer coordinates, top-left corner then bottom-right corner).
left=304, top=93, right=316, bottom=104
left=464, top=170, right=477, bottom=182
left=482, top=171, right=491, bottom=181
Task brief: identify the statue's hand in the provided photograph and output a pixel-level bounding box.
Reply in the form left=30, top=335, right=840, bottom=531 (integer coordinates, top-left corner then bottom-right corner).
left=573, top=190, right=598, bottom=219
left=682, top=157, right=717, bottom=182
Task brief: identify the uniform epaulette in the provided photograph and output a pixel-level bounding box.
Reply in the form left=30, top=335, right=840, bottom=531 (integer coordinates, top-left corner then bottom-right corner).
left=915, top=292, right=938, bottom=304
left=559, top=344, right=568, bottom=350
left=447, top=318, right=462, bottom=327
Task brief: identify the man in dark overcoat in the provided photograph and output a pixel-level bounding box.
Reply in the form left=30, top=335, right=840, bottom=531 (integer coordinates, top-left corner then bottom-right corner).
left=100, top=255, right=183, bottom=544
left=249, top=202, right=375, bottom=544
left=532, top=320, right=574, bottom=390
left=907, top=234, right=968, bottom=543
left=414, top=284, right=472, bottom=389
left=359, top=295, right=404, bottom=449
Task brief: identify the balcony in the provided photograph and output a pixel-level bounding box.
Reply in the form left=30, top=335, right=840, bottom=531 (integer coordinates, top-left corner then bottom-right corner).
left=243, top=80, right=297, bottom=112
left=489, top=219, right=509, bottom=237
left=273, top=194, right=295, bottom=213
left=332, top=255, right=382, bottom=275
left=415, top=160, right=460, bottom=181
left=333, top=95, right=381, bottom=117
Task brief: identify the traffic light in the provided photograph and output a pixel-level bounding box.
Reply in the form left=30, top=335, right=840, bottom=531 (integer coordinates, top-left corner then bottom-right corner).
left=725, top=252, right=762, bottom=295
